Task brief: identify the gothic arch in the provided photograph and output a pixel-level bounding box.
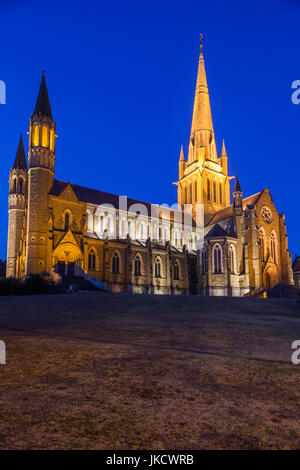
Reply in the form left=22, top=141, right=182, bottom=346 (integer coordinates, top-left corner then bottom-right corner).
left=62, top=208, right=73, bottom=230
left=134, top=252, right=143, bottom=276
left=270, top=230, right=278, bottom=264
left=212, top=243, right=223, bottom=274
left=258, top=226, right=266, bottom=261
left=112, top=250, right=121, bottom=274
left=154, top=255, right=163, bottom=278
left=228, top=244, right=236, bottom=274
left=88, top=247, right=97, bottom=270
left=207, top=176, right=211, bottom=201
left=173, top=259, right=180, bottom=280
left=213, top=178, right=217, bottom=203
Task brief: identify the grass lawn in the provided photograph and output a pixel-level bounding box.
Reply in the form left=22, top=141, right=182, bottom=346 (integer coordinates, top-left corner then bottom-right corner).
left=0, top=293, right=299, bottom=450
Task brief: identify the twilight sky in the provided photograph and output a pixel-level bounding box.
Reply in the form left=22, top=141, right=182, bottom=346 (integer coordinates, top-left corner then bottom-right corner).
left=0, top=0, right=299, bottom=259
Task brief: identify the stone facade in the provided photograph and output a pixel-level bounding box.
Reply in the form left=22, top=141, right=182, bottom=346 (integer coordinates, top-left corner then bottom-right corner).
left=293, top=256, right=300, bottom=288
left=6, top=43, right=294, bottom=295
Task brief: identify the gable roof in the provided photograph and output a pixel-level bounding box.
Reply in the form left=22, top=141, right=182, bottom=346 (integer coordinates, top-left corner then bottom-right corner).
left=205, top=223, right=232, bottom=239
left=207, top=191, right=263, bottom=225
left=49, top=179, right=187, bottom=223
left=49, top=180, right=154, bottom=211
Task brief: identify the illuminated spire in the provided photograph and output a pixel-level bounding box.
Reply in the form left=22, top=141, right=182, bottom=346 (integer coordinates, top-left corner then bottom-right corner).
left=33, top=71, right=52, bottom=119
left=190, top=35, right=214, bottom=140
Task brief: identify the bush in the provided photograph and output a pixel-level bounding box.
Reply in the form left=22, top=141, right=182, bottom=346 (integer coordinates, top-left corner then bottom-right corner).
left=0, top=275, right=55, bottom=296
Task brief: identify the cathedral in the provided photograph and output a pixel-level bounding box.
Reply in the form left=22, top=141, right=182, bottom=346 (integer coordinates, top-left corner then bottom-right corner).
left=6, top=41, right=294, bottom=295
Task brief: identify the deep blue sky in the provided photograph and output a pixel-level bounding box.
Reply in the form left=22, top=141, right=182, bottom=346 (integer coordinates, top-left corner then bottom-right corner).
left=0, top=0, right=299, bottom=259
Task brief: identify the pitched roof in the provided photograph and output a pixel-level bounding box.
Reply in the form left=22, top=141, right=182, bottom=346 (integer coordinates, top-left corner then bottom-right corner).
left=13, top=135, right=27, bottom=170
left=207, top=191, right=262, bottom=225
left=205, top=223, right=231, bottom=238
left=34, top=72, right=52, bottom=118
left=292, top=257, right=300, bottom=272
left=49, top=180, right=187, bottom=222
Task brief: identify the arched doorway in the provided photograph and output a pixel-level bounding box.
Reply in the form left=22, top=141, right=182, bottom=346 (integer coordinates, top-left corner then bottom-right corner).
left=52, top=242, right=83, bottom=277
left=263, top=266, right=278, bottom=289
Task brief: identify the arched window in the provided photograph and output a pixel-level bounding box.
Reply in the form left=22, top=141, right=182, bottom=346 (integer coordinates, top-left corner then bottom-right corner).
left=112, top=252, right=120, bottom=274
left=163, top=228, right=168, bottom=242
left=270, top=231, right=278, bottom=264
left=13, top=178, right=17, bottom=193
left=213, top=180, right=217, bottom=203
left=64, top=212, right=70, bottom=230
left=228, top=244, right=236, bottom=274
left=100, top=215, right=104, bottom=233
left=121, top=219, right=125, bottom=237
left=194, top=180, right=197, bottom=202
left=154, top=257, right=161, bottom=278
left=173, top=260, right=180, bottom=280
left=18, top=179, right=23, bottom=194
left=212, top=243, right=223, bottom=274
left=258, top=228, right=266, bottom=261
left=207, top=179, right=211, bottom=201
left=219, top=182, right=223, bottom=205
left=32, top=125, right=39, bottom=146
left=134, top=255, right=142, bottom=276
left=50, top=129, right=55, bottom=151
left=41, top=126, right=48, bottom=147
left=88, top=250, right=96, bottom=270
left=159, top=227, right=162, bottom=241
left=189, top=183, right=192, bottom=203
left=184, top=186, right=187, bottom=204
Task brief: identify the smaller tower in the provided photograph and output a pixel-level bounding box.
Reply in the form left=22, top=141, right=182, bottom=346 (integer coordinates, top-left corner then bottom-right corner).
left=232, top=176, right=243, bottom=216
left=6, top=135, right=28, bottom=278
left=220, top=140, right=228, bottom=175
left=178, top=146, right=185, bottom=180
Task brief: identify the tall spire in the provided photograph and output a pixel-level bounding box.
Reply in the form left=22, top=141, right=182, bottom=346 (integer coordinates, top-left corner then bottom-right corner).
left=190, top=35, right=214, bottom=140
left=13, top=135, right=27, bottom=170
left=33, top=71, right=52, bottom=118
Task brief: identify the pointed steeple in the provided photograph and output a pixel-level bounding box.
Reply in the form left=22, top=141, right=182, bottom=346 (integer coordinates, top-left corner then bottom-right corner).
left=221, top=139, right=227, bottom=158
left=33, top=71, right=52, bottom=119
left=13, top=135, right=27, bottom=170
left=190, top=35, right=214, bottom=140
left=233, top=176, right=242, bottom=193
left=233, top=176, right=243, bottom=216
left=179, top=145, right=185, bottom=162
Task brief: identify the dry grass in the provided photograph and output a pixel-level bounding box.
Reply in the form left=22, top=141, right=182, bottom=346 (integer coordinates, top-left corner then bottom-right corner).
left=0, top=293, right=300, bottom=449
